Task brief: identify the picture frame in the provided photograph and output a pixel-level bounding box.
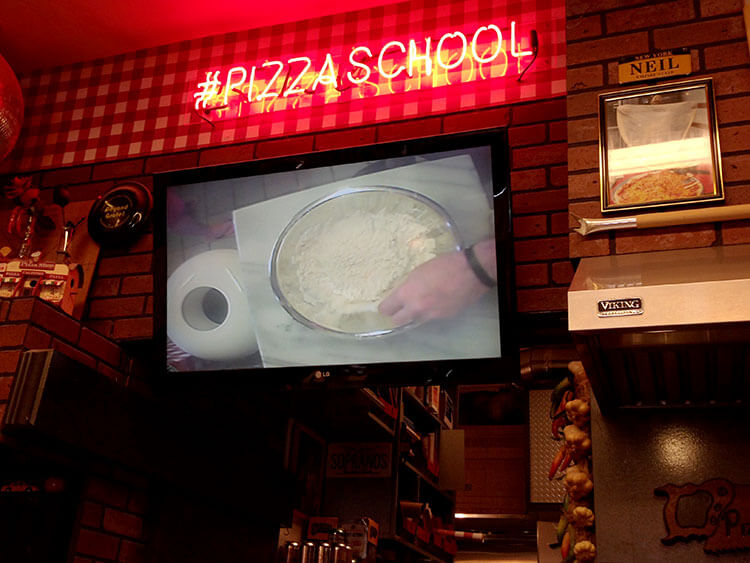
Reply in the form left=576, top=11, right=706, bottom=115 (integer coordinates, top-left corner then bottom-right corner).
left=598, top=77, right=724, bottom=213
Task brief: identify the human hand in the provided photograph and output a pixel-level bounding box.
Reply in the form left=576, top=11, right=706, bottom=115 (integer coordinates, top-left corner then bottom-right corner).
left=378, top=239, right=496, bottom=326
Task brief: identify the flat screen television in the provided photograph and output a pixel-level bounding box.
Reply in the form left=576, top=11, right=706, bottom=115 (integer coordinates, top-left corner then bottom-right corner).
left=155, top=129, right=517, bottom=386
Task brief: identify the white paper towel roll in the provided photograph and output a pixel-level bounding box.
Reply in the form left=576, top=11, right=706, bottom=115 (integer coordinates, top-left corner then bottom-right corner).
left=167, top=249, right=258, bottom=361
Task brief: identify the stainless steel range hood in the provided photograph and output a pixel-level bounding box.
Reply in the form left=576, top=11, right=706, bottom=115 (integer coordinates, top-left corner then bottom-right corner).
left=568, top=245, right=750, bottom=413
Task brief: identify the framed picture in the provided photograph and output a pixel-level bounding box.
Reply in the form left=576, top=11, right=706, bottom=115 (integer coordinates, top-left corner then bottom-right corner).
left=598, top=77, right=724, bottom=213
left=285, top=420, right=327, bottom=516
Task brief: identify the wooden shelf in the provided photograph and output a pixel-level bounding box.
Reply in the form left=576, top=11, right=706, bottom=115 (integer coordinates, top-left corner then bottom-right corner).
left=403, top=389, right=443, bottom=430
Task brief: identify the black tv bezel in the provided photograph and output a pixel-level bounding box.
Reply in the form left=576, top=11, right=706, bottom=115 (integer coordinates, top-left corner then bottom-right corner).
left=153, top=128, right=518, bottom=388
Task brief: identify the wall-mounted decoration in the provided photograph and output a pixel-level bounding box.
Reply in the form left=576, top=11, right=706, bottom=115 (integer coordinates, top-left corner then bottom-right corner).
left=598, top=78, right=723, bottom=213
left=655, top=478, right=750, bottom=554
left=87, top=181, right=152, bottom=246
left=572, top=203, right=750, bottom=236
left=617, top=49, right=692, bottom=85
left=1, top=177, right=98, bottom=318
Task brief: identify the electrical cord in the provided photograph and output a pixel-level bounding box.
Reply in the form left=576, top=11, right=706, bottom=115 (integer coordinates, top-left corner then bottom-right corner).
left=517, top=29, right=539, bottom=82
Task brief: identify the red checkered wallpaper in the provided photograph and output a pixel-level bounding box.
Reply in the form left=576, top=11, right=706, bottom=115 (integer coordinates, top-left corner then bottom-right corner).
left=6, top=0, right=565, bottom=173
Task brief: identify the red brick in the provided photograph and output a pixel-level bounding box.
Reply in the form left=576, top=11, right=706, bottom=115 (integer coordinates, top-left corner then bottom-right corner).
left=88, top=297, right=145, bottom=319
left=61, top=180, right=112, bottom=202
left=548, top=121, right=567, bottom=143
left=52, top=338, right=97, bottom=370
left=199, top=142, right=255, bottom=166
left=568, top=144, right=599, bottom=173
left=515, top=263, right=549, bottom=287
left=127, top=233, right=154, bottom=254
left=119, top=539, right=146, bottom=563
left=566, top=91, right=598, bottom=118
left=550, top=212, right=570, bottom=235
left=103, top=508, right=143, bottom=539
left=91, top=277, right=121, bottom=298
left=719, top=125, right=750, bottom=153
left=511, top=99, right=566, bottom=125
left=73, top=557, right=94, bottom=563
left=315, top=127, right=377, bottom=151
left=510, top=168, right=547, bottom=191
left=127, top=491, right=148, bottom=515
left=97, top=254, right=152, bottom=277
left=716, top=96, right=750, bottom=125
left=549, top=165, right=568, bottom=188
left=705, top=41, right=750, bottom=69
left=509, top=124, right=547, bottom=147
left=726, top=185, right=750, bottom=205
left=377, top=117, right=442, bottom=142
left=85, top=320, right=114, bottom=339
left=75, top=528, right=120, bottom=560
left=144, top=151, right=200, bottom=174
left=567, top=117, right=599, bottom=145
left=92, top=159, right=145, bottom=181
left=120, top=275, right=153, bottom=295
left=615, top=225, right=716, bottom=254
left=0, top=375, right=14, bottom=401
left=653, top=16, right=746, bottom=49
left=79, top=328, right=122, bottom=367
left=0, top=300, right=8, bottom=322
left=514, top=237, right=568, bottom=262
left=512, top=143, right=567, bottom=168
left=144, top=297, right=153, bottom=315
left=570, top=232, right=611, bottom=258
left=568, top=0, right=649, bottom=17
left=0, top=350, right=21, bottom=374
left=513, top=215, right=547, bottom=237
left=113, top=318, right=153, bottom=340
left=8, top=298, right=34, bottom=321
left=722, top=220, right=750, bottom=244
left=606, top=0, right=695, bottom=33
left=24, top=325, right=52, bottom=349
left=570, top=200, right=603, bottom=221
left=712, top=68, right=750, bottom=96
left=567, top=14, right=602, bottom=41
left=97, top=362, right=125, bottom=384
left=568, top=32, right=649, bottom=65
left=255, top=136, right=314, bottom=159
left=80, top=501, right=104, bottom=528
left=569, top=172, right=600, bottom=200
left=552, top=261, right=575, bottom=284
left=41, top=165, right=92, bottom=187
left=700, top=0, right=745, bottom=17
left=0, top=324, right=27, bottom=347
left=443, top=107, right=511, bottom=132
left=517, top=287, right=567, bottom=312
left=722, top=154, right=750, bottom=183
left=31, top=300, right=81, bottom=343
left=513, top=189, right=568, bottom=214
left=86, top=477, right=129, bottom=508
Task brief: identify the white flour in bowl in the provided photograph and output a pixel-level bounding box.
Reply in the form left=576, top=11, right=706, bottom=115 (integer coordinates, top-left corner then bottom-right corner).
left=274, top=189, right=457, bottom=333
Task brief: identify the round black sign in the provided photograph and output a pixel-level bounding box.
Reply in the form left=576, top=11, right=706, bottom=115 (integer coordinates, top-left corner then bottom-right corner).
left=88, top=182, right=153, bottom=245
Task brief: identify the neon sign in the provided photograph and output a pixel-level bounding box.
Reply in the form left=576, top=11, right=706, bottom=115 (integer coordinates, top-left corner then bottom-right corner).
left=192, top=21, right=536, bottom=121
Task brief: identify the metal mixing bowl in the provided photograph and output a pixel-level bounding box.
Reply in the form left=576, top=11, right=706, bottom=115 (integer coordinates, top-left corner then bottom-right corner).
left=270, top=186, right=461, bottom=337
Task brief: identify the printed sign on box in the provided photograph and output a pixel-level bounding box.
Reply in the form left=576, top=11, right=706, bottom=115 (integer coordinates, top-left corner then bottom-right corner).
left=327, top=443, right=392, bottom=478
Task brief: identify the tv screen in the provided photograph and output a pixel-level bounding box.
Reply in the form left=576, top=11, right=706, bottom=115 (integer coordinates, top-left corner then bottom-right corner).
left=158, top=130, right=516, bottom=384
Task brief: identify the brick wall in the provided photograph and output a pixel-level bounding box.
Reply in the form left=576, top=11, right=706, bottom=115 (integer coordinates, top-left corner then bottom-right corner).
left=73, top=476, right=149, bottom=563
left=0, top=297, right=132, bottom=428
left=567, top=0, right=750, bottom=258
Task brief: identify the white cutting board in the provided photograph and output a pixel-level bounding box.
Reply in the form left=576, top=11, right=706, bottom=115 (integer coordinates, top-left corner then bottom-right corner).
left=232, top=153, right=501, bottom=368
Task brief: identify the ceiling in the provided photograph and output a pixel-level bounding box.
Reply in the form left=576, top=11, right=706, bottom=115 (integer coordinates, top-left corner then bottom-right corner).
left=0, top=0, right=402, bottom=75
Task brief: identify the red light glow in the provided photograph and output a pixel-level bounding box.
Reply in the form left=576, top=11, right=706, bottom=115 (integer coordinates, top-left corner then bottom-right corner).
left=192, top=20, right=535, bottom=121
